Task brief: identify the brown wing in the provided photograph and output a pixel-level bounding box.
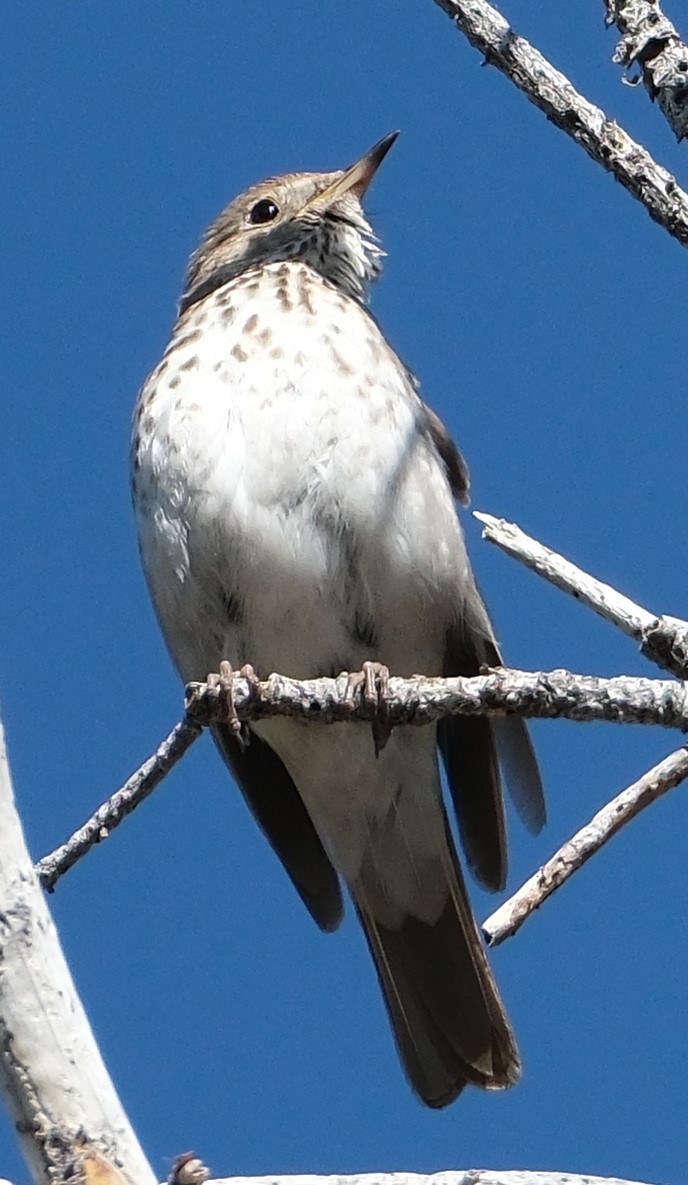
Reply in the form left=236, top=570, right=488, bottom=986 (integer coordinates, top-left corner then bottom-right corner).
left=422, top=401, right=544, bottom=886
left=213, top=723, right=343, bottom=932
left=439, top=584, right=545, bottom=891
left=422, top=402, right=471, bottom=505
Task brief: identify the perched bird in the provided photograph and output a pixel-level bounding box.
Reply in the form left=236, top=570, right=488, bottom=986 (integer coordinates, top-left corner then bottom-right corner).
left=131, top=133, right=545, bottom=1107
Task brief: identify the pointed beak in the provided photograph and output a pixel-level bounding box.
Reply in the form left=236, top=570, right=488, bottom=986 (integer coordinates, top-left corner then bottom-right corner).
left=313, top=131, right=399, bottom=208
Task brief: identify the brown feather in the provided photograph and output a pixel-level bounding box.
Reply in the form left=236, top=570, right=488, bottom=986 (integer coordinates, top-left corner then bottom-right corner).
left=354, top=814, right=520, bottom=1107
left=422, top=402, right=471, bottom=504
left=438, top=713, right=506, bottom=891
left=439, top=580, right=545, bottom=891
left=439, top=598, right=507, bottom=891
left=213, top=724, right=343, bottom=932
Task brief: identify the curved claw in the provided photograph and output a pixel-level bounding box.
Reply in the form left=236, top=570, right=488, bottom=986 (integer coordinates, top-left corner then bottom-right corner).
left=344, top=661, right=392, bottom=757
left=208, top=660, right=259, bottom=750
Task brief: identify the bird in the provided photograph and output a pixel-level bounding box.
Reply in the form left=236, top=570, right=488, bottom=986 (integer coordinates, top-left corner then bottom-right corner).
left=131, top=132, right=545, bottom=1108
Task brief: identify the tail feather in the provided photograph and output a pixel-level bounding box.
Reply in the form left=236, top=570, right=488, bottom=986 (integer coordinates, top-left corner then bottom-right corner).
left=353, top=817, right=520, bottom=1108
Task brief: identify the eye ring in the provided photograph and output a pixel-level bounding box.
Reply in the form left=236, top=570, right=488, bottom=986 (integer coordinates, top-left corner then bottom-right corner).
left=249, top=198, right=280, bottom=225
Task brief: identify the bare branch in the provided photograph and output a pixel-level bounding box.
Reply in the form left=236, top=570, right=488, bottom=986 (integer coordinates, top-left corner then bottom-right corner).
left=36, top=667, right=688, bottom=890
left=0, top=714, right=156, bottom=1185
left=430, top=0, right=688, bottom=249
left=206, top=1171, right=655, bottom=1185
left=0, top=1163, right=663, bottom=1185
left=185, top=668, right=688, bottom=729
left=605, top=0, right=688, bottom=142
left=475, top=511, right=688, bottom=678
left=483, top=744, right=688, bottom=946
left=35, top=716, right=203, bottom=892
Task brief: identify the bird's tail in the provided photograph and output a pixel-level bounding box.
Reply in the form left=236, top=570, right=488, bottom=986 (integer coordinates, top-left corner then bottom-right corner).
left=353, top=817, right=520, bottom=1108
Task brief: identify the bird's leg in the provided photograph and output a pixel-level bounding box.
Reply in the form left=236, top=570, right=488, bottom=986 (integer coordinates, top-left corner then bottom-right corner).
left=207, top=660, right=260, bottom=751
left=344, top=661, right=392, bottom=757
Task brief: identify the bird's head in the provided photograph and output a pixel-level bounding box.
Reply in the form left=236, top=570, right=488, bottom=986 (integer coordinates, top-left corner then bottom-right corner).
left=180, top=132, right=398, bottom=313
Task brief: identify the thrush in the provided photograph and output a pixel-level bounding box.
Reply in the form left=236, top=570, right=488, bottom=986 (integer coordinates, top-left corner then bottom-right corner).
left=131, top=132, right=545, bottom=1108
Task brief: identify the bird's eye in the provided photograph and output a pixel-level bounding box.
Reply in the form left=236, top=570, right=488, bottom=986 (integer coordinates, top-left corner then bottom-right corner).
left=249, top=198, right=280, bottom=225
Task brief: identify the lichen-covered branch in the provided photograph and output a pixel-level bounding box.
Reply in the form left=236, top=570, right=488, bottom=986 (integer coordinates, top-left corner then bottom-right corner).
left=204, top=1170, right=654, bottom=1185
left=0, top=1170, right=648, bottom=1185
left=429, top=0, right=688, bottom=249
left=0, top=715, right=156, bottom=1185
left=483, top=744, right=688, bottom=945
left=36, top=666, right=688, bottom=891
left=475, top=511, right=688, bottom=678
left=186, top=668, right=688, bottom=730
left=605, top=0, right=688, bottom=142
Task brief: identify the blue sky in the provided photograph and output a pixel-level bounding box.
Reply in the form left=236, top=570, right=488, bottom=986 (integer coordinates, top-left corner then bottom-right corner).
left=3, top=3, right=687, bottom=1183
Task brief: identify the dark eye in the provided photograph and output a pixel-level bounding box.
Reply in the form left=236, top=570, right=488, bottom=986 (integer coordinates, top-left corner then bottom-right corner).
left=249, top=198, right=279, bottom=225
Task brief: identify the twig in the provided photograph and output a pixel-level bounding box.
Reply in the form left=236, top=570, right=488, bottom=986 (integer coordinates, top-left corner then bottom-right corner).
left=430, top=0, right=688, bottom=249
left=35, top=716, right=203, bottom=892
left=604, top=0, right=688, bottom=142
left=483, top=744, right=688, bottom=946
left=36, top=667, right=688, bottom=891
left=475, top=511, right=688, bottom=679
left=0, top=714, right=156, bottom=1185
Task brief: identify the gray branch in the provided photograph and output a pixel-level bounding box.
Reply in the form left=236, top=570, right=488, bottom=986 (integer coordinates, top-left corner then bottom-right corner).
left=204, top=1174, right=654, bottom=1185
left=182, top=668, right=688, bottom=730
left=0, top=1170, right=648, bottom=1185
left=35, top=716, right=203, bottom=893
left=35, top=665, right=688, bottom=893
left=475, top=511, right=688, bottom=678
left=430, top=0, right=688, bottom=249
left=483, top=743, right=688, bottom=945
left=605, top=0, right=688, bottom=141
left=0, top=714, right=156, bottom=1185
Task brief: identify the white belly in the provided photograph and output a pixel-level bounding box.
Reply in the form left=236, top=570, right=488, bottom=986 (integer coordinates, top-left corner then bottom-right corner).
left=132, top=261, right=471, bottom=911
left=132, top=261, right=469, bottom=686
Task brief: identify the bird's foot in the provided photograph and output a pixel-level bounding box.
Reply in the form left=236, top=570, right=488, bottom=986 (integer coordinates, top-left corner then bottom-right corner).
left=207, top=660, right=259, bottom=751
left=344, top=661, right=392, bottom=757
